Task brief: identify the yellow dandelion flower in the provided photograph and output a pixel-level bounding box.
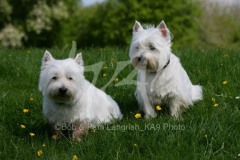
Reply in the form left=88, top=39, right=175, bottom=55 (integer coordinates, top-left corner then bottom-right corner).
left=102, top=66, right=108, bottom=70
left=72, top=155, right=78, bottom=160
left=20, top=125, right=26, bottom=129
left=211, top=98, right=216, bottom=103
left=29, top=97, right=34, bottom=102
left=156, top=105, right=162, bottom=111
left=213, top=103, right=219, bottom=107
left=52, top=135, right=57, bottom=140
left=42, top=144, right=46, bottom=147
left=103, top=73, right=107, bottom=77
left=134, top=113, right=141, bottom=119
left=30, top=132, right=35, bottom=137
left=23, top=109, right=29, bottom=113
left=223, top=80, right=228, bottom=85
left=114, top=77, right=119, bottom=83
left=37, top=149, right=43, bottom=156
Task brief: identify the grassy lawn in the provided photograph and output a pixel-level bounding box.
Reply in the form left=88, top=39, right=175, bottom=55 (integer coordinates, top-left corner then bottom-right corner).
left=0, top=47, right=239, bottom=159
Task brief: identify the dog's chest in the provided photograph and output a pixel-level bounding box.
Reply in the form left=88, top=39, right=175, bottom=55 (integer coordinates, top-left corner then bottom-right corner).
left=140, top=72, right=172, bottom=104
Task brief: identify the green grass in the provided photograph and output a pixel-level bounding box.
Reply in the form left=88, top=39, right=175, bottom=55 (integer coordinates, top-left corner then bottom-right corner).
left=0, top=47, right=240, bottom=159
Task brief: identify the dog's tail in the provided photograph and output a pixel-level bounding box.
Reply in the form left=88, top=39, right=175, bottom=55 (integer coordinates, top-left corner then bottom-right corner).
left=192, top=85, right=203, bottom=102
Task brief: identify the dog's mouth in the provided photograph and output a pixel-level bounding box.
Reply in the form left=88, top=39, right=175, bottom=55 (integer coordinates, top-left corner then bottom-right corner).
left=132, top=57, right=158, bottom=71
left=51, top=94, right=73, bottom=102
left=48, top=88, right=74, bottom=104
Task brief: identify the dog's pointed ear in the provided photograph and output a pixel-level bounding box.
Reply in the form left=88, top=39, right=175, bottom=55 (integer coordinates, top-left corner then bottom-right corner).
left=133, top=21, right=143, bottom=32
left=75, top=53, right=84, bottom=65
left=158, top=20, right=169, bottom=37
left=43, top=50, right=53, bottom=64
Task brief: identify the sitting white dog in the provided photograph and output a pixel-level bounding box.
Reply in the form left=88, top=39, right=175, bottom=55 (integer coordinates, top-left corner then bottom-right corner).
left=39, top=51, right=122, bottom=140
left=129, top=20, right=202, bottom=118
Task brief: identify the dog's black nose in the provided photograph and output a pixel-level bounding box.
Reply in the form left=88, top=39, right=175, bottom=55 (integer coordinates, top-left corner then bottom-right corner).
left=138, top=57, right=142, bottom=62
left=59, top=87, right=67, bottom=95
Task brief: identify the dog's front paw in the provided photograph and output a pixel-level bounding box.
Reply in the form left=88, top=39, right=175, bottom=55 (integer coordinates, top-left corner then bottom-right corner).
left=52, top=125, right=63, bottom=139
left=72, top=122, right=89, bottom=141
left=143, top=105, right=157, bottom=119
left=170, top=104, right=183, bottom=120
left=144, top=112, right=157, bottom=119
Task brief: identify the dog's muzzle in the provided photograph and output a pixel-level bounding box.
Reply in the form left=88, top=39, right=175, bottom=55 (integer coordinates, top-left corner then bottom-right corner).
left=132, top=56, right=157, bottom=71
left=132, top=56, right=147, bottom=68
left=58, top=87, right=68, bottom=97
left=48, top=86, right=74, bottom=103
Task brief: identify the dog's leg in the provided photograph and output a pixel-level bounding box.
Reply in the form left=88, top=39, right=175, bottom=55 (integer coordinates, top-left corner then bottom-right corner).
left=135, top=91, right=157, bottom=119
left=169, top=99, right=184, bottom=119
left=144, top=105, right=157, bottom=119
left=52, top=124, right=63, bottom=139
left=142, top=96, right=156, bottom=119
left=72, top=121, right=89, bottom=141
left=136, top=89, right=156, bottom=119
left=137, top=71, right=157, bottom=119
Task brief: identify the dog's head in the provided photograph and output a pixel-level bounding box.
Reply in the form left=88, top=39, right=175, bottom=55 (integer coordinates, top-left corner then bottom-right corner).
left=39, top=51, right=84, bottom=104
left=129, top=20, right=172, bottom=72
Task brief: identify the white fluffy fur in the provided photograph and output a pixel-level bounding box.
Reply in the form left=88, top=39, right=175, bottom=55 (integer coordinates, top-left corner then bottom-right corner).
left=129, top=20, right=202, bottom=118
left=39, top=51, right=122, bottom=132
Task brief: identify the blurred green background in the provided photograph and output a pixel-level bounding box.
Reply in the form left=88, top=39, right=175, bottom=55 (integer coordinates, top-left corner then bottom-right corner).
left=0, top=0, right=240, bottom=49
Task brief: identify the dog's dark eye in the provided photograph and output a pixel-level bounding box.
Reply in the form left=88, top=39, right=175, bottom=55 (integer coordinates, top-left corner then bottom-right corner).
left=149, top=44, right=155, bottom=50
left=136, top=46, right=139, bottom=50
left=68, top=77, right=73, bottom=80
left=52, top=76, right=57, bottom=80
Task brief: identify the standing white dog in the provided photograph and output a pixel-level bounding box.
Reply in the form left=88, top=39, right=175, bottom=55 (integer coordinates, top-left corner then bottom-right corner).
left=129, top=20, right=202, bottom=118
left=39, top=51, right=122, bottom=140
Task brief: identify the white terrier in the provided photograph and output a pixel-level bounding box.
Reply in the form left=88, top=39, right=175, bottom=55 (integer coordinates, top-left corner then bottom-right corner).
left=39, top=51, right=122, bottom=140
left=129, top=20, right=202, bottom=119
